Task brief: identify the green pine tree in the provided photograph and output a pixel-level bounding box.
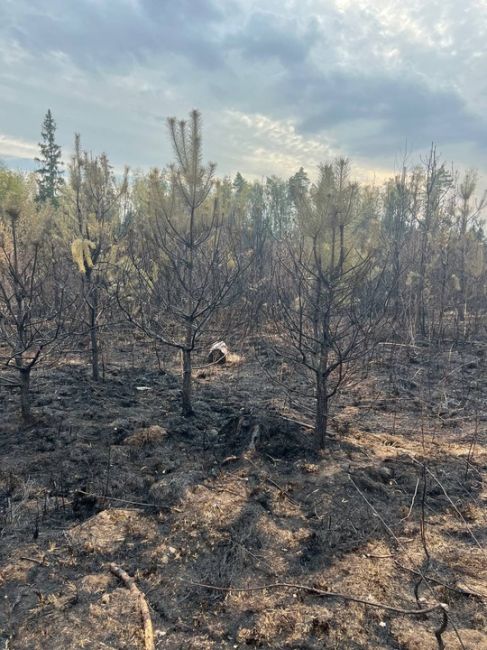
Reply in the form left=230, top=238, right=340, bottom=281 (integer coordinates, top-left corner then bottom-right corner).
left=232, top=171, right=247, bottom=195
left=288, top=166, right=309, bottom=204
left=35, top=109, right=64, bottom=206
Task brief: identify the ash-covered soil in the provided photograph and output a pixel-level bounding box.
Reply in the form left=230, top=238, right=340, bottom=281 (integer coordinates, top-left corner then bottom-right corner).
left=1, top=339, right=486, bottom=649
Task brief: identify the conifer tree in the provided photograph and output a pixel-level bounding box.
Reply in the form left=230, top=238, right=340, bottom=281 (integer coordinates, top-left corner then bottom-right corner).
left=233, top=172, right=247, bottom=195
left=35, top=109, right=64, bottom=206
left=288, top=166, right=309, bottom=204
left=67, top=134, right=128, bottom=381
left=119, top=110, right=242, bottom=415
left=273, top=161, right=385, bottom=447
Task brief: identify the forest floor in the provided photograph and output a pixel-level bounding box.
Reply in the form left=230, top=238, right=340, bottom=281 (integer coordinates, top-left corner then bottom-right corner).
left=0, top=335, right=486, bottom=649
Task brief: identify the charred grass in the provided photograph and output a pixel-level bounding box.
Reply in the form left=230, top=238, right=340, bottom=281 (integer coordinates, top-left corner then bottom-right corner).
left=0, top=339, right=486, bottom=649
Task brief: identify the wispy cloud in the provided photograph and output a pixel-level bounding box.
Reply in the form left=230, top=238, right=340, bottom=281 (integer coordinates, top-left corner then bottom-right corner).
left=0, top=0, right=486, bottom=180
left=0, top=134, right=38, bottom=159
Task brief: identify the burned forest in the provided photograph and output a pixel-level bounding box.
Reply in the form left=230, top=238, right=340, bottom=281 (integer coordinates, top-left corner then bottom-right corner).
left=1, top=106, right=487, bottom=650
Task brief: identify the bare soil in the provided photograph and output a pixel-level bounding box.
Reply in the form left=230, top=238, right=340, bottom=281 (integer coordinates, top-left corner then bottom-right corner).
left=1, top=337, right=486, bottom=649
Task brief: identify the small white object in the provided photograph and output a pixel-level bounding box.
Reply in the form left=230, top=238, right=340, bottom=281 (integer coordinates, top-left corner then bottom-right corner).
left=136, top=386, right=152, bottom=391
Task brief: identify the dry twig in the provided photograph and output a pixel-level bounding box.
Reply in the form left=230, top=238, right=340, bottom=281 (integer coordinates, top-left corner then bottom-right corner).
left=109, top=563, right=155, bottom=650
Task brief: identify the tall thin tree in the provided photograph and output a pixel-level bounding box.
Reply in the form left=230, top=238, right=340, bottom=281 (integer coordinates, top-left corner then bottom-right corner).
left=35, top=109, right=64, bottom=206
left=119, top=110, right=242, bottom=415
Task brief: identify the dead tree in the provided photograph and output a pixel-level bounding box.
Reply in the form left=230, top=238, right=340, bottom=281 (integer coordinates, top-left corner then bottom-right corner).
left=0, top=203, right=71, bottom=422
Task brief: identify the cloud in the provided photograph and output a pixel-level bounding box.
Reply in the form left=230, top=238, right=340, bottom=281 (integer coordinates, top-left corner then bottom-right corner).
left=0, top=134, right=38, bottom=159
left=1, top=0, right=228, bottom=71
left=229, top=11, right=318, bottom=66
left=291, top=68, right=487, bottom=156
left=214, top=110, right=391, bottom=182
left=0, top=0, right=486, bottom=180
left=213, top=110, right=336, bottom=179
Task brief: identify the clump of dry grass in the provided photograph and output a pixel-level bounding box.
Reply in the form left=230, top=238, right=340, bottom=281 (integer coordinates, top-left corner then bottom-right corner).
left=332, top=405, right=360, bottom=434
left=149, top=470, right=204, bottom=506
left=124, top=425, right=167, bottom=447
left=67, top=509, right=158, bottom=554
left=236, top=604, right=334, bottom=647
left=0, top=474, right=41, bottom=537
left=226, top=351, right=243, bottom=364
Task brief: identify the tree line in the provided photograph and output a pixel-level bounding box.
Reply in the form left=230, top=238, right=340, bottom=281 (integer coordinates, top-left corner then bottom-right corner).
left=0, top=109, right=486, bottom=446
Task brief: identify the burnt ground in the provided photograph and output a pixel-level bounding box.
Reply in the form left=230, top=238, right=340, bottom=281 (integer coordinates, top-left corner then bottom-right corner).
left=0, top=336, right=486, bottom=649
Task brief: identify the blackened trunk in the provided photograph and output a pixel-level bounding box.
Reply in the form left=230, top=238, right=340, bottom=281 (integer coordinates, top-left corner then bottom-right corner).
left=315, top=372, right=328, bottom=449
left=182, top=348, right=193, bottom=416
left=89, top=281, right=99, bottom=381
left=339, top=223, right=345, bottom=277
left=19, top=369, right=31, bottom=423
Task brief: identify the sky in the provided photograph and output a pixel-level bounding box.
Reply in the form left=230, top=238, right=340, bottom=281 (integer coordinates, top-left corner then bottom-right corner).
left=0, top=0, right=486, bottom=184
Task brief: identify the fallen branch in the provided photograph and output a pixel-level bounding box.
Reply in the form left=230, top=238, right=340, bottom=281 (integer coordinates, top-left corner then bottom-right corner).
left=19, top=555, right=47, bottom=566
left=279, top=414, right=314, bottom=430
left=220, top=455, right=239, bottom=465
left=185, top=579, right=449, bottom=648
left=400, top=477, right=420, bottom=521
left=109, top=563, right=155, bottom=650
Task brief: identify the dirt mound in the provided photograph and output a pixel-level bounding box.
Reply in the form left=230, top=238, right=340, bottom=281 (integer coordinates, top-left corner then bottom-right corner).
left=124, top=425, right=167, bottom=446
left=68, top=509, right=158, bottom=553
left=149, top=470, right=205, bottom=506
left=217, top=411, right=316, bottom=460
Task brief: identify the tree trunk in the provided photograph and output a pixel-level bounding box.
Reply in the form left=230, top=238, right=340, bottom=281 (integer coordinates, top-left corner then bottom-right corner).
left=339, top=223, right=345, bottom=277
left=315, top=372, right=328, bottom=449
left=88, top=279, right=99, bottom=381
left=181, top=348, right=193, bottom=416
left=417, top=247, right=427, bottom=339
left=182, top=201, right=195, bottom=416
left=458, top=210, right=468, bottom=330
left=19, top=368, right=31, bottom=423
